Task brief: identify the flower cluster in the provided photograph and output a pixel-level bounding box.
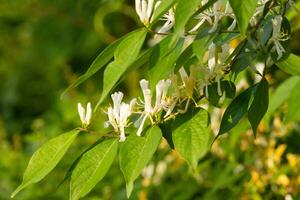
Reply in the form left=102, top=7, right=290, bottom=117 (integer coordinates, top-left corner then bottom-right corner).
left=76, top=1, right=289, bottom=142
left=270, top=15, right=289, bottom=60
left=77, top=38, right=233, bottom=141
left=189, top=0, right=236, bottom=33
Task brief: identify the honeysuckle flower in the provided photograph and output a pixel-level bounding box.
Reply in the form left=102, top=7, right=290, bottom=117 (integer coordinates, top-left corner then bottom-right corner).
left=205, top=43, right=232, bottom=96
left=271, top=15, right=288, bottom=60
left=135, top=0, right=161, bottom=26
left=105, top=92, right=136, bottom=142
left=189, top=1, right=236, bottom=33
left=157, top=9, right=175, bottom=35
left=78, top=102, right=92, bottom=128
left=135, top=79, right=171, bottom=136
left=179, top=67, right=197, bottom=98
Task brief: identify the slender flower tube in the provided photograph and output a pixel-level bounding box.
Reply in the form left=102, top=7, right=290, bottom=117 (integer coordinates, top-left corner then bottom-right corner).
left=271, top=15, right=288, bottom=60
left=157, top=9, right=175, bottom=35
left=105, top=92, right=136, bottom=142
left=77, top=102, right=92, bottom=128
left=136, top=79, right=171, bottom=136
left=135, top=0, right=160, bottom=26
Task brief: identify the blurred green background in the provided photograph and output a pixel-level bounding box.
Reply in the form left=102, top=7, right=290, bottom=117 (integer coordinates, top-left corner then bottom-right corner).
left=1, top=0, right=300, bottom=200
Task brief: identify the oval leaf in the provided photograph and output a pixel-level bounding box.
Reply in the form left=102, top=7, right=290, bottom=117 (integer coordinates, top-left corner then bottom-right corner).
left=61, top=39, right=122, bottom=98
left=150, top=38, right=184, bottom=88
left=218, top=86, right=254, bottom=136
left=276, top=53, right=300, bottom=76
left=11, top=130, right=80, bottom=198
left=150, top=0, right=177, bottom=27
left=96, top=28, right=147, bottom=109
left=172, top=0, right=202, bottom=43
left=248, top=78, right=269, bottom=136
left=119, top=126, right=162, bottom=198
left=229, top=0, right=258, bottom=36
left=172, top=108, right=211, bottom=170
left=70, top=138, right=118, bottom=200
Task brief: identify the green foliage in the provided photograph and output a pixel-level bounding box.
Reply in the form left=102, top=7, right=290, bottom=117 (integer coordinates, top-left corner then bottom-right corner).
left=172, top=0, right=201, bottom=41
left=172, top=108, right=211, bottom=170
left=150, top=38, right=184, bottom=87
left=119, top=126, right=162, bottom=198
left=150, top=0, right=177, bottom=27
left=97, top=28, right=147, bottom=108
left=218, top=87, right=254, bottom=136
left=61, top=39, right=122, bottom=98
left=276, top=54, right=300, bottom=76
left=4, top=0, right=300, bottom=199
left=248, top=78, right=269, bottom=136
left=229, top=0, right=258, bottom=36
left=70, top=138, right=118, bottom=200
left=11, top=130, right=80, bottom=198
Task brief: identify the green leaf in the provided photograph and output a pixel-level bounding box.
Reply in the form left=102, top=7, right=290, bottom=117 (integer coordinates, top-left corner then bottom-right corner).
left=61, top=39, right=122, bottom=98
left=218, top=86, right=254, bottom=136
left=150, top=0, right=177, bottom=27
left=172, top=108, right=211, bottom=170
left=267, top=76, right=300, bottom=116
left=149, top=38, right=184, bottom=88
left=119, top=126, right=162, bottom=198
left=193, top=28, right=217, bottom=62
left=70, top=138, right=118, bottom=200
left=248, top=78, right=269, bottom=136
left=11, top=130, right=80, bottom=198
left=286, top=81, right=300, bottom=122
left=96, top=28, right=147, bottom=109
left=229, top=0, right=258, bottom=36
left=207, top=81, right=236, bottom=107
left=192, top=0, right=218, bottom=17
left=276, top=54, right=300, bottom=76
left=172, top=0, right=201, bottom=43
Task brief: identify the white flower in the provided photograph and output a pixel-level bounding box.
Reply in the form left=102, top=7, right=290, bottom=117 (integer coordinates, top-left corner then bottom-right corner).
left=135, top=79, right=171, bottom=136
left=78, top=102, right=92, bottom=127
left=105, top=92, right=136, bottom=142
left=135, top=0, right=161, bottom=26
left=271, top=15, right=288, bottom=60
left=205, top=43, right=231, bottom=96
left=189, top=1, right=236, bottom=33
left=157, top=9, right=175, bottom=35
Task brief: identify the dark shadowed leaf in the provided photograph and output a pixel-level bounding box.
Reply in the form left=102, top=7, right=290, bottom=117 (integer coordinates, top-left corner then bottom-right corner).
left=218, top=86, right=254, bottom=136
left=248, top=78, right=269, bottom=136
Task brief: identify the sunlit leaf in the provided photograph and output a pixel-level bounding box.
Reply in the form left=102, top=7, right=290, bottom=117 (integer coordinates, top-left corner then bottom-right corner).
left=96, top=28, right=147, bottom=109
left=172, top=108, right=211, bottom=170
left=149, top=38, right=184, bottom=88
left=11, top=130, right=80, bottom=198
left=276, top=53, right=300, bottom=76
left=61, top=39, right=122, bottom=98
left=70, top=138, right=118, bottom=200
left=229, top=0, right=258, bottom=36
left=119, top=126, right=162, bottom=198
left=150, top=0, right=177, bottom=27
